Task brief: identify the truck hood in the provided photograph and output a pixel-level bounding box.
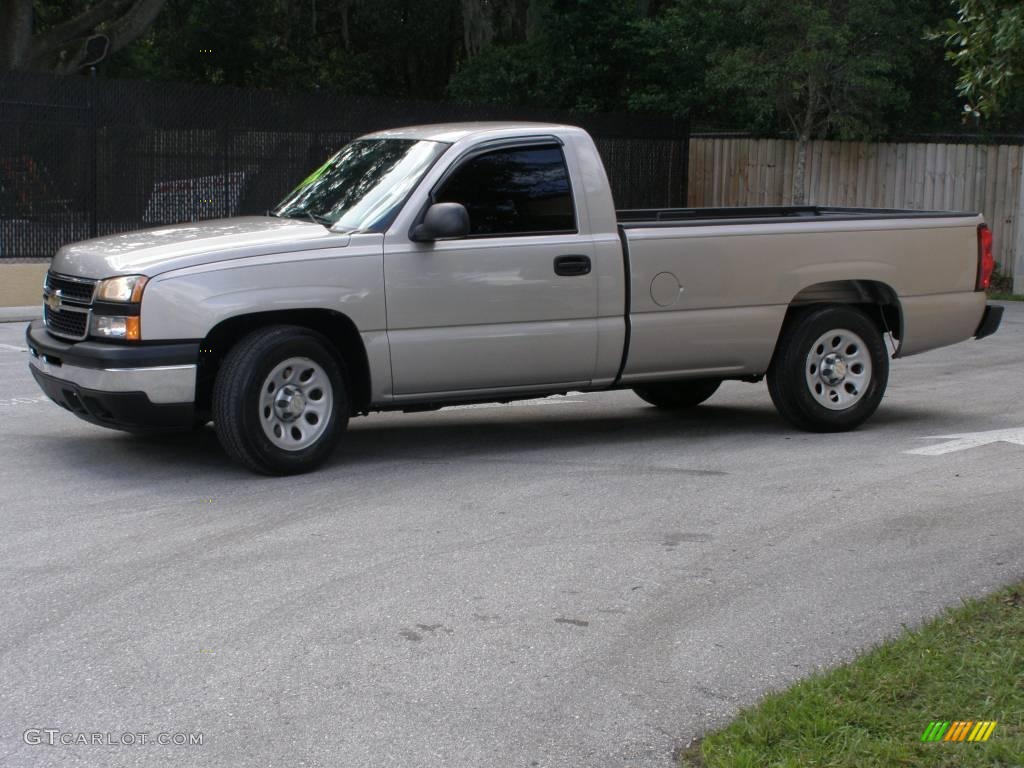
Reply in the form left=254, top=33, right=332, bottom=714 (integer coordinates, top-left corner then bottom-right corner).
left=50, top=216, right=348, bottom=279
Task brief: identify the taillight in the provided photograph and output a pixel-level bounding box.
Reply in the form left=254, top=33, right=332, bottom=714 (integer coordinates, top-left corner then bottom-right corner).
left=977, top=224, right=994, bottom=291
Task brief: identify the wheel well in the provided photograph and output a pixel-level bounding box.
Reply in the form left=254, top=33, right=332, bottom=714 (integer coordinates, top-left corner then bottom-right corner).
left=196, top=309, right=372, bottom=416
left=787, top=280, right=902, bottom=341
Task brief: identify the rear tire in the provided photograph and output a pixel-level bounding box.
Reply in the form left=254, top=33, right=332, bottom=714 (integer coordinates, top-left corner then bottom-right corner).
left=633, top=379, right=721, bottom=410
left=213, top=326, right=348, bottom=475
left=767, top=305, right=888, bottom=432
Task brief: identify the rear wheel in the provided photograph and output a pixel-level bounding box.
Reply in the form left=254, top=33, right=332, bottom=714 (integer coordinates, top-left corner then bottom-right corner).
left=767, top=305, right=888, bottom=432
left=633, top=379, right=721, bottom=410
left=213, top=326, right=348, bottom=475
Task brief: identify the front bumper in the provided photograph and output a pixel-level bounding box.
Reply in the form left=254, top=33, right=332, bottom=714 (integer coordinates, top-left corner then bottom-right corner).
left=975, top=304, right=1004, bottom=340
left=26, top=321, right=198, bottom=432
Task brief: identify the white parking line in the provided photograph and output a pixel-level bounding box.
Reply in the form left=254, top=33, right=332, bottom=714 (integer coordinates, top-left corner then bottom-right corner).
left=0, top=344, right=27, bottom=352
left=0, top=395, right=48, bottom=408
left=905, top=427, right=1024, bottom=455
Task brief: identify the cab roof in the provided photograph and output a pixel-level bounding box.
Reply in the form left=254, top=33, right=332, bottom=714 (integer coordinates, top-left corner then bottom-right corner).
left=360, top=121, right=580, bottom=144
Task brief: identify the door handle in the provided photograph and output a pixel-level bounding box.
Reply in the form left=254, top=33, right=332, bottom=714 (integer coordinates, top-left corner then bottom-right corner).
left=553, top=254, right=591, bottom=276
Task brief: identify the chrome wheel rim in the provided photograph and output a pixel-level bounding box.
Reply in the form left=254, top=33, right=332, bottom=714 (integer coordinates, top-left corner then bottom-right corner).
left=258, top=357, right=333, bottom=451
left=804, top=328, right=872, bottom=411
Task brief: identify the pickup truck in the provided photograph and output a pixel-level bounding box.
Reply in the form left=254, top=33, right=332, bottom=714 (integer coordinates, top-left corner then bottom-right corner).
left=27, top=122, right=1004, bottom=474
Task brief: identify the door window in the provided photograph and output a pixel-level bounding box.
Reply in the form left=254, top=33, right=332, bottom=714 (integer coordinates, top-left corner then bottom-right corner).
left=434, top=145, right=576, bottom=236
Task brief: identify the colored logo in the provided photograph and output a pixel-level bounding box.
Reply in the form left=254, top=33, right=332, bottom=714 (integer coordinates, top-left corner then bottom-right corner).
left=921, top=721, right=997, bottom=742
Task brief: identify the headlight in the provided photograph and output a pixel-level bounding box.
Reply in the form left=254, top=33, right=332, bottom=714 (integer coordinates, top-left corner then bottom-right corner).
left=93, top=315, right=141, bottom=341
left=96, top=275, right=148, bottom=303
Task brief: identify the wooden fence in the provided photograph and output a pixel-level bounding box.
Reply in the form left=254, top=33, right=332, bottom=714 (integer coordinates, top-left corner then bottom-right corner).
left=687, top=136, right=1024, bottom=290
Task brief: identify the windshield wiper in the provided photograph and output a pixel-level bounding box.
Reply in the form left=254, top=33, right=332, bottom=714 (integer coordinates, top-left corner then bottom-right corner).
left=275, top=209, right=332, bottom=228
left=304, top=211, right=332, bottom=227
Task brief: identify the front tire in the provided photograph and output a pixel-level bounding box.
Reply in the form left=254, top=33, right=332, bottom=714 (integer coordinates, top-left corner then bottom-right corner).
left=213, top=326, right=349, bottom=475
left=633, top=379, right=722, bottom=409
left=767, top=306, right=888, bottom=432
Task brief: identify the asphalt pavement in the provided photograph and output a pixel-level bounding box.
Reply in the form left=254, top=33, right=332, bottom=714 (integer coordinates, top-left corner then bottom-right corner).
left=1, top=304, right=1022, bottom=768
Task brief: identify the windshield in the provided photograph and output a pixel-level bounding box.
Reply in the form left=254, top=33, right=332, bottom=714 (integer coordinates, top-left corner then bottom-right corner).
left=273, top=138, right=448, bottom=232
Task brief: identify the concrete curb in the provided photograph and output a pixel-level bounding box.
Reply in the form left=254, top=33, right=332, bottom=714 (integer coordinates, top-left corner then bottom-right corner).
left=0, top=306, right=41, bottom=323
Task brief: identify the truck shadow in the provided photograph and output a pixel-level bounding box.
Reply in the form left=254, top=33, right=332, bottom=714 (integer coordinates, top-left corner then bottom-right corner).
left=47, top=400, right=942, bottom=477
left=330, top=401, right=940, bottom=471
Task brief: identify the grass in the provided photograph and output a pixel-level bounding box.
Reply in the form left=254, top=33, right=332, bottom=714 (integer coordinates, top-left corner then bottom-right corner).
left=988, top=292, right=1024, bottom=302
left=680, top=582, right=1024, bottom=768
left=987, top=269, right=1023, bottom=301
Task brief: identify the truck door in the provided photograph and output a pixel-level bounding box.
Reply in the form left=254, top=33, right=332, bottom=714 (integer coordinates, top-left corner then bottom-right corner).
left=382, top=141, right=598, bottom=397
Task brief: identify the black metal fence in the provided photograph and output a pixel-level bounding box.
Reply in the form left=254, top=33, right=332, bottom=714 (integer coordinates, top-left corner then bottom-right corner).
left=0, top=72, right=688, bottom=262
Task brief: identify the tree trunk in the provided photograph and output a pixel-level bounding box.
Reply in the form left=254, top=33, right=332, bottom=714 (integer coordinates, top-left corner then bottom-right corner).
left=48, top=0, right=165, bottom=74
left=28, top=0, right=129, bottom=70
left=4, top=0, right=164, bottom=73
left=102, top=0, right=166, bottom=56
left=525, top=0, right=542, bottom=41
left=793, top=134, right=809, bottom=206
left=791, top=95, right=818, bottom=206
left=461, top=0, right=494, bottom=57
left=0, top=0, right=33, bottom=71
left=340, top=0, right=351, bottom=51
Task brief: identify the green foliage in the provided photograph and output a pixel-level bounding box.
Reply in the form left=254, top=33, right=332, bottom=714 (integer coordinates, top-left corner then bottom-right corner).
left=448, top=0, right=644, bottom=112
left=92, top=0, right=1024, bottom=135
left=625, top=2, right=734, bottom=120
left=709, top=0, right=920, bottom=141
left=447, top=0, right=739, bottom=119
left=107, top=0, right=463, bottom=97
left=934, top=0, right=1024, bottom=118
left=987, top=263, right=1020, bottom=298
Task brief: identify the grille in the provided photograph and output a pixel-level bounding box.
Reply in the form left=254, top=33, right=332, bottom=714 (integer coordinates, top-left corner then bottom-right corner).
left=45, top=272, right=96, bottom=304
left=44, top=305, right=89, bottom=340
left=43, top=271, right=96, bottom=340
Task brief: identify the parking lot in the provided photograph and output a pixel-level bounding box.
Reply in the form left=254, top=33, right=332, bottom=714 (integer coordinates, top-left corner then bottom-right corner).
left=1, top=304, right=1022, bottom=768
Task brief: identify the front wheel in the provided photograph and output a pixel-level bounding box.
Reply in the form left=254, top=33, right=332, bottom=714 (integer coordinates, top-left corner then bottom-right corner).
left=767, top=306, right=889, bottom=432
left=213, top=326, right=349, bottom=475
left=633, top=378, right=722, bottom=410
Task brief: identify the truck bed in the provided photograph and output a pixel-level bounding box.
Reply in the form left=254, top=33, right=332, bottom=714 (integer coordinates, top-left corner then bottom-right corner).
left=617, top=205, right=978, bottom=228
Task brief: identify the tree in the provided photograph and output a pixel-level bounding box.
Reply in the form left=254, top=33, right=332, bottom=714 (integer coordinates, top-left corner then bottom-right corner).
left=624, top=1, right=741, bottom=121
left=459, top=0, right=532, bottom=57
left=710, top=0, right=918, bottom=204
left=1, top=0, right=167, bottom=74
left=935, top=0, right=1024, bottom=117
left=10, top=0, right=1003, bottom=140
left=106, top=0, right=464, bottom=99
left=448, top=0, right=646, bottom=112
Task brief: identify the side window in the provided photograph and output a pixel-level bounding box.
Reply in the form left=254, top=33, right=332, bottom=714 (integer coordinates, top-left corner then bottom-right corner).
left=434, top=145, right=576, bottom=236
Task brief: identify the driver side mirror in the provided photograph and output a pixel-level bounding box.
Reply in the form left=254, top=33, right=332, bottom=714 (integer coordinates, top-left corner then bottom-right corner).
left=410, top=202, right=470, bottom=242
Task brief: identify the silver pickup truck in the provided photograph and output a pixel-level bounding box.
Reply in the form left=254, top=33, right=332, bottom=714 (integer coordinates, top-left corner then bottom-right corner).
left=27, top=122, right=1003, bottom=474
